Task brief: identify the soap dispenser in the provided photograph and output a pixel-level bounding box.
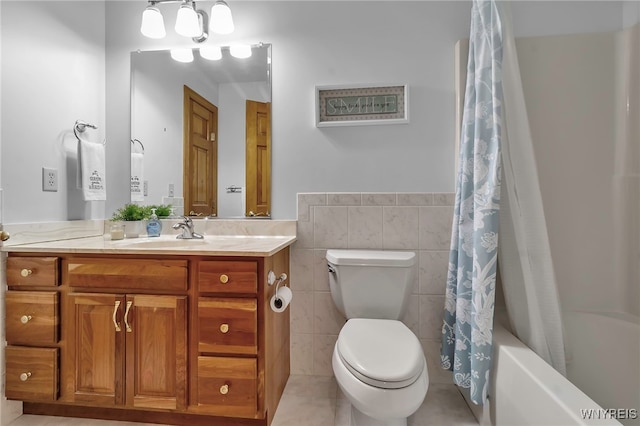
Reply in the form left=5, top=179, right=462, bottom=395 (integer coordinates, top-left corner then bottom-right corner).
left=146, top=208, right=162, bottom=237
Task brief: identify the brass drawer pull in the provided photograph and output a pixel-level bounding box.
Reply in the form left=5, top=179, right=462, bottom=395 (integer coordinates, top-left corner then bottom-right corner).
left=113, top=301, right=121, bottom=332
left=220, top=384, right=229, bottom=395
left=219, top=274, right=229, bottom=284
left=124, top=301, right=133, bottom=333
left=20, top=269, right=33, bottom=277
left=20, top=315, right=32, bottom=324
left=19, top=372, right=32, bottom=382
left=219, top=323, right=229, bottom=334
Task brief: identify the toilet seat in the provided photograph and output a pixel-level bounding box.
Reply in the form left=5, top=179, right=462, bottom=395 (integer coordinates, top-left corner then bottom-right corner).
left=337, top=319, right=424, bottom=389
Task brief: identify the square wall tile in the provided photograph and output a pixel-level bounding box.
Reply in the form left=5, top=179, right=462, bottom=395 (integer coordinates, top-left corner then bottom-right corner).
left=419, top=206, right=454, bottom=250
left=347, top=206, right=383, bottom=249
left=383, top=206, right=420, bottom=249
left=314, top=206, right=348, bottom=249
left=419, top=250, right=450, bottom=295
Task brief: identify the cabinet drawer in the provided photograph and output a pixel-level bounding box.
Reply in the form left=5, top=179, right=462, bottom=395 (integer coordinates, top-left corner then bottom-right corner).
left=6, top=291, right=59, bottom=344
left=197, top=356, right=257, bottom=415
left=199, top=261, right=257, bottom=294
left=6, top=346, right=58, bottom=401
left=199, top=298, right=257, bottom=355
left=66, top=258, right=188, bottom=291
left=6, top=257, right=59, bottom=287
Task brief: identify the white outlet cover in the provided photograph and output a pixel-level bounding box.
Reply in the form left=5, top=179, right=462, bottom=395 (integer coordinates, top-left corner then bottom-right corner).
left=42, top=167, right=58, bottom=192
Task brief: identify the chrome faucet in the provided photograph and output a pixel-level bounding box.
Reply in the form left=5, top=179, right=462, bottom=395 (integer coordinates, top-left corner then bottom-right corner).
left=172, top=216, right=204, bottom=239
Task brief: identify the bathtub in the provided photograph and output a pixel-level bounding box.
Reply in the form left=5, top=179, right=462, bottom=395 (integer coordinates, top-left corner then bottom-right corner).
left=564, top=311, right=640, bottom=426
left=483, top=321, right=636, bottom=426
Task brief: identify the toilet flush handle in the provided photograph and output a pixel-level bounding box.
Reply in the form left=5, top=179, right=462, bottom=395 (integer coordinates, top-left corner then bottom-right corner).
left=327, top=264, right=336, bottom=274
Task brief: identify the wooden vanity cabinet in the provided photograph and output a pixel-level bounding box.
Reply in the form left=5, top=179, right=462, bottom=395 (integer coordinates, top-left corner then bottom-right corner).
left=5, top=248, right=290, bottom=426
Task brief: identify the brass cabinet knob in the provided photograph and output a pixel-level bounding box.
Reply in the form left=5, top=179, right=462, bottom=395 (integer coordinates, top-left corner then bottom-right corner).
left=219, top=323, right=229, bottom=334
left=220, top=384, right=229, bottom=395
left=219, top=274, right=229, bottom=284
left=0, top=231, right=10, bottom=241
left=20, top=315, right=32, bottom=324
left=19, top=372, right=31, bottom=382
left=20, top=269, right=33, bottom=277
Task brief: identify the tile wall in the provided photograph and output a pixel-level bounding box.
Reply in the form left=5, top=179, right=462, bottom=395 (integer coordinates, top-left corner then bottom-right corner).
left=290, top=192, right=455, bottom=385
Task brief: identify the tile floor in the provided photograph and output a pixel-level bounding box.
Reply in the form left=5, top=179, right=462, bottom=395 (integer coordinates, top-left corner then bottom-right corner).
left=8, top=375, right=478, bottom=426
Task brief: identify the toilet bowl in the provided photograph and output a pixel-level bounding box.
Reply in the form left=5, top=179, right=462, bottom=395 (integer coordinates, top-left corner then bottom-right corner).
left=333, top=318, right=429, bottom=426
left=326, top=250, right=429, bottom=425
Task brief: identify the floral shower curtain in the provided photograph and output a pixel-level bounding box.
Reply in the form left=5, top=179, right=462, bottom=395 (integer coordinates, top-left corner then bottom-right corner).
left=440, top=0, right=503, bottom=405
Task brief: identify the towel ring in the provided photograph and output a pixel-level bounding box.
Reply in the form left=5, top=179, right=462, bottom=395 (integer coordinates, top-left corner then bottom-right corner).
left=74, top=120, right=103, bottom=144
left=131, top=139, right=145, bottom=153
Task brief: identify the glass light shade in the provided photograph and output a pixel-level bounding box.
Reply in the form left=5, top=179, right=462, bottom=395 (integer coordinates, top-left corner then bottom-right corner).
left=170, top=48, right=194, bottom=63
left=200, top=46, right=223, bottom=61
left=140, top=6, right=166, bottom=39
left=230, top=44, right=252, bottom=59
left=210, top=1, right=234, bottom=35
left=175, top=3, right=201, bottom=37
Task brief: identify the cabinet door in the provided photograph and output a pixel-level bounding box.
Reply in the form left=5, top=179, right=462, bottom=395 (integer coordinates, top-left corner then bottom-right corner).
left=70, top=293, right=124, bottom=406
left=125, top=295, right=187, bottom=410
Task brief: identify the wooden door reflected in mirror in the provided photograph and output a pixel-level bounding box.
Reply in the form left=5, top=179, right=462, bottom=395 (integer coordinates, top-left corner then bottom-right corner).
left=245, top=100, right=271, bottom=217
left=184, top=85, right=218, bottom=217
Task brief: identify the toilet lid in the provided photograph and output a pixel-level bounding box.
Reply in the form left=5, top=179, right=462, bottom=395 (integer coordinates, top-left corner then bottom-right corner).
left=337, top=319, right=424, bottom=389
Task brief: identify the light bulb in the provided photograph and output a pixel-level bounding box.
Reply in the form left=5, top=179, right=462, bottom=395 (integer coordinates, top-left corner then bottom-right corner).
left=230, top=44, right=252, bottom=59
left=170, top=48, right=194, bottom=63
left=210, top=0, right=234, bottom=35
left=175, top=2, right=201, bottom=38
left=141, top=6, right=166, bottom=39
left=200, top=46, right=223, bottom=61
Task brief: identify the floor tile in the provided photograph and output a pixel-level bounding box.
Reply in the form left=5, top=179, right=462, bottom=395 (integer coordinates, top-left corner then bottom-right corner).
left=7, top=377, right=478, bottom=426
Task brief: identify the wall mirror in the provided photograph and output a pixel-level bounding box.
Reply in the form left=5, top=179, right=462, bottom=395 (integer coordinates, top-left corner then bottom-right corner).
left=130, top=43, right=271, bottom=218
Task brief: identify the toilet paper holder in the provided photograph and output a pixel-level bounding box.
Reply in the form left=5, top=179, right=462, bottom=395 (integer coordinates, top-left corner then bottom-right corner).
left=267, top=271, right=289, bottom=308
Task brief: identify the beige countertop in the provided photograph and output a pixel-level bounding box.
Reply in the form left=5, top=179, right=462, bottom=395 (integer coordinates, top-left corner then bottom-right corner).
left=2, top=234, right=297, bottom=257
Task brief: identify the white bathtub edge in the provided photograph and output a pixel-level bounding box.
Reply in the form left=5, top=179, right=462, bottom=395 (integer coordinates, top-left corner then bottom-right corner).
left=488, top=323, right=623, bottom=426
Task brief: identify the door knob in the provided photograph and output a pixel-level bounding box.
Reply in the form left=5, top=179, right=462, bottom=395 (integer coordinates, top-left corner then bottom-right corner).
left=0, top=231, right=10, bottom=241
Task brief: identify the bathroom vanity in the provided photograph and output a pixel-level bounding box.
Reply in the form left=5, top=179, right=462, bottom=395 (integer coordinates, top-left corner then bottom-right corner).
left=3, top=233, right=294, bottom=426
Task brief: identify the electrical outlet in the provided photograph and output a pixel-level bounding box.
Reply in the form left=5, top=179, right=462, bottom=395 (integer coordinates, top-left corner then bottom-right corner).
left=144, top=180, right=149, bottom=196
left=169, top=183, right=174, bottom=197
left=42, top=167, right=58, bottom=192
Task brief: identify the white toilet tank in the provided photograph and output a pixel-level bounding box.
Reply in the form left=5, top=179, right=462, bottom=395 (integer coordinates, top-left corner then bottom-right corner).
left=326, top=249, right=416, bottom=320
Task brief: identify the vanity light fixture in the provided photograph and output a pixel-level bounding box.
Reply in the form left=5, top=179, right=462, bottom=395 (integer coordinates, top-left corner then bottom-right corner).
left=140, top=5, right=166, bottom=39
left=175, top=1, right=200, bottom=37
left=170, top=48, right=194, bottom=63
left=200, top=45, right=223, bottom=60
left=140, top=0, right=233, bottom=42
left=230, top=44, right=252, bottom=59
left=210, top=0, right=234, bottom=35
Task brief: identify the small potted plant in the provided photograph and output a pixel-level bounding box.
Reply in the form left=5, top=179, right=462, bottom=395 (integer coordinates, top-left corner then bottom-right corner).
left=111, top=203, right=148, bottom=238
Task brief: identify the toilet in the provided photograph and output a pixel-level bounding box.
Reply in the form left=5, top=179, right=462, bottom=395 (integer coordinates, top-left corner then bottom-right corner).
left=327, top=249, right=428, bottom=426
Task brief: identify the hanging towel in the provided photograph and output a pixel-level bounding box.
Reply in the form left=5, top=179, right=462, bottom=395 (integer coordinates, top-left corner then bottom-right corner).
left=77, top=139, right=106, bottom=201
left=130, top=152, right=144, bottom=202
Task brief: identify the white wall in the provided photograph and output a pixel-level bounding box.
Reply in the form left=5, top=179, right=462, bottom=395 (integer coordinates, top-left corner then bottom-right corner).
left=1, top=1, right=105, bottom=223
